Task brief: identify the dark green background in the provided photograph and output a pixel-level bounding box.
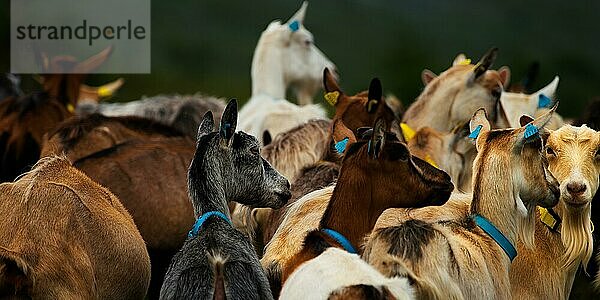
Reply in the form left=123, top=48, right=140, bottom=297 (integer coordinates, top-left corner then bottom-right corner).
left=2, top=0, right=599, bottom=118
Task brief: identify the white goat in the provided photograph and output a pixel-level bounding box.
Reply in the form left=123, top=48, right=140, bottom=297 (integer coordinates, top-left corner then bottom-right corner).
left=238, top=2, right=334, bottom=144
left=280, top=248, right=414, bottom=300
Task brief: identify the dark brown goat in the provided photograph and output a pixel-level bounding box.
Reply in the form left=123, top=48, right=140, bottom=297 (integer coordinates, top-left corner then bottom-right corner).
left=0, top=48, right=113, bottom=182
left=278, top=117, right=453, bottom=286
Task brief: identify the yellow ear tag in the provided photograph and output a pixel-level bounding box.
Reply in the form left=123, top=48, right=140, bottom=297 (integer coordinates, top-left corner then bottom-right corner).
left=458, top=58, right=472, bottom=66
left=424, top=154, right=439, bottom=169
left=324, top=91, right=340, bottom=106
left=400, top=123, right=416, bottom=142
left=98, top=86, right=113, bottom=97
left=538, top=207, right=559, bottom=231
left=67, top=103, right=75, bottom=113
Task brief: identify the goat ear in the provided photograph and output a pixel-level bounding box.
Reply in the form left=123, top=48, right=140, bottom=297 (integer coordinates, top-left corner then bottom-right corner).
left=534, top=76, right=559, bottom=101
left=287, top=1, right=308, bottom=27
left=197, top=111, right=214, bottom=140
left=323, top=68, right=343, bottom=106
left=366, top=78, right=382, bottom=113
left=219, top=99, right=238, bottom=146
left=517, top=102, right=558, bottom=146
left=498, top=66, right=511, bottom=88
left=519, top=115, right=534, bottom=127
left=421, top=69, right=437, bottom=85
left=368, top=118, right=386, bottom=159
left=469, top=108, right=491, bottom=150
left=453, top=53, right=468, bottom=66
left=468, top=47, right=498, bottom=85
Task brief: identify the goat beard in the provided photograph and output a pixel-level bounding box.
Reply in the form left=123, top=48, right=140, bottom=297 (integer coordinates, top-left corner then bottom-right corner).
left=561, top=204, right=593, bottom=272
left=518, top=201, right=536, bottom=249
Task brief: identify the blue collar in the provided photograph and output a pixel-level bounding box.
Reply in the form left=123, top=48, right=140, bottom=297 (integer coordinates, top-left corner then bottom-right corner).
left=321, top=228, right=357, bottom=254
left=472, top=214, right=517, bottom=261
left=188, top=211, right=231, bottom=238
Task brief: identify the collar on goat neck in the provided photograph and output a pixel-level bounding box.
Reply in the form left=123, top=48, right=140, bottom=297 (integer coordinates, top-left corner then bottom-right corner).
left=319, top=167, right=386, bottom=252
left=188, top=211, right=232, bottom=238
left=472, top=214, right=517, bottom=261
left=320, top=228, right=357, bottom=254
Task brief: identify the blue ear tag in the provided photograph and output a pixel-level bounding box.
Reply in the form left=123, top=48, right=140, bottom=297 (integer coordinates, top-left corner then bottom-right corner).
left=524, top=123, right=539, bottom=139
left=288, top=20, right=300, bottom=32
left=335, top=137, right=349, bottom=154
left=538, top=94, right=552, bottom=109
left=468, top=125, right=483, bottom=139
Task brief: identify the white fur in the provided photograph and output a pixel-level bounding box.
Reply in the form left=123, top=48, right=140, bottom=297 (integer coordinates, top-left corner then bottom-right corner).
left=499, top=76, right=559, bottom=128
left=239, top=2, right=334, bottom=144
left=280, top=248, right=414, bottom=300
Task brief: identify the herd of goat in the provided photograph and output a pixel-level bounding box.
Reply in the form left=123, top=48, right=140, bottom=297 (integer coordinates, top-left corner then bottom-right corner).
left=1, top=2, right=600, bottom=299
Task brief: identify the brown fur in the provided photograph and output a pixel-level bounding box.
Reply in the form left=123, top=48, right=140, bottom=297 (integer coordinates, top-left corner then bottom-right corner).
left=41, top=114, right=196, bottom=297
left=364, top=109, right=559, bottom=299
left=0, top=156, right=150, bottom=299
left=328, top=285, right=397, bottom=300
left=274, top=122, right=453, bottom=291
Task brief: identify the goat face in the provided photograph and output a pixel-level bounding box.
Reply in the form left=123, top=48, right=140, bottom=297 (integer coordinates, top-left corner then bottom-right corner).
left=193, top=100, right=291, bottom=210
left=345, top=118, right=454, bottom=209
left=470, top=106, right=560, bottom=211
left=544, top=125, right=600, bottom=209
left=281, top=2, right=336, bottom=100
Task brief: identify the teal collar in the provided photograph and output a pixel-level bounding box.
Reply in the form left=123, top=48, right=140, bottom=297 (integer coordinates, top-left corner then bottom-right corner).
left=472, top=214, right=517, bottom=261
left=188, top=211, right=231, bottom=238
left=321, top=228, right=357, bottom=254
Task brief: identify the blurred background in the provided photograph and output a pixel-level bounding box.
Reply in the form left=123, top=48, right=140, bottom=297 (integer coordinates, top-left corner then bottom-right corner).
left=1, top=0, right=599, bottom=118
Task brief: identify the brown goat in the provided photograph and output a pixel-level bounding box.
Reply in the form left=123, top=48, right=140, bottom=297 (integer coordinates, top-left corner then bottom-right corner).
left=0, top=47, right=113, bottom=182
left=41, top=114, right=196, bottom=297
left=0, top=156, right=150, bottom=299
left=263, top=119, right=453, bottom=296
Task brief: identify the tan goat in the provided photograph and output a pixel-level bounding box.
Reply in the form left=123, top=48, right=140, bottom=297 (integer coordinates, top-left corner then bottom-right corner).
left=404, top=49, right=510, bottom=132
left=363, top=107, right=560, bottom=299
left=510, top=124, right=600, bottom=299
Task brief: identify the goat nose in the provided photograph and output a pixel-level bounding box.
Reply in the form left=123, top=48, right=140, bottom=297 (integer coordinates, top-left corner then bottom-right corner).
left=567, top=182, right=587, bottom=195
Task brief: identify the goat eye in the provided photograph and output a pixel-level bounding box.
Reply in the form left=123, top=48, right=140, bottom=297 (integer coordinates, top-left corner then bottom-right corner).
left=304, top=39, right=312, bottom=46
left=546, top=147, right=556, bottom=156
left=250, top=146, right=260, bottom=155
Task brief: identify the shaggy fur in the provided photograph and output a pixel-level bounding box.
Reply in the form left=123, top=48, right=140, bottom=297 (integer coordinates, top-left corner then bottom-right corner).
left=0, top=156, right=150, bottom=298
left=509, top=125, right=599, bottom=299
left=280, top=248, right=414, bottom=300
left=363, top=108, right=560, bottom=299
left=78, top=93, right=226, bottom=139
left=160, top=100, right=291, bottom=299
left=403, top=49, right=509, bottom=132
